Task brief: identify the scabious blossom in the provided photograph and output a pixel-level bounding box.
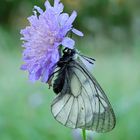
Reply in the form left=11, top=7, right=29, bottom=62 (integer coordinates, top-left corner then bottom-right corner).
left=20, top=0, right=83, bottom=82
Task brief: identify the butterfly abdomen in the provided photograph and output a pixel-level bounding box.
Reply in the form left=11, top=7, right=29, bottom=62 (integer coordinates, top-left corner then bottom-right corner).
left=53, top=71, right=66, bottom=94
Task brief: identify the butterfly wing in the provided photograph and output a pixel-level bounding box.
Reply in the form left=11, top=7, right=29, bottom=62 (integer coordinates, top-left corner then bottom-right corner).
left=51, top=60, right=116, bottom=132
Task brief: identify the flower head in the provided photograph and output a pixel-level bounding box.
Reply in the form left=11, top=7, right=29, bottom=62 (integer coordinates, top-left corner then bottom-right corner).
left=20, top=0, right=83, bottom=82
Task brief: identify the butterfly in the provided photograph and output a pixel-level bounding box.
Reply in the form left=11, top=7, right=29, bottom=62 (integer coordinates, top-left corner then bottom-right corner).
left=49, top=47, right=116, bottom=132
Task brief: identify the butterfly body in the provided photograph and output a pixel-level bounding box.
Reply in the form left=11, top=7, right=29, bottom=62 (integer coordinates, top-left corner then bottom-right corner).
left=53, top=49, right=76, bottom=94
left=51, top=48, right=116, bottom=132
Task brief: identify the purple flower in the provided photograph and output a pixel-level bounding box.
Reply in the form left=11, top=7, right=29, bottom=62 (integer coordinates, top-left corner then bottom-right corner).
left=20, top=0, right=83, bottom=82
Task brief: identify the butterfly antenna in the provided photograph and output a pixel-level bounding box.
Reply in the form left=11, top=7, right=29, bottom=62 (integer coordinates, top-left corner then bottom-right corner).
left=76, top=51, right=95, bottom=64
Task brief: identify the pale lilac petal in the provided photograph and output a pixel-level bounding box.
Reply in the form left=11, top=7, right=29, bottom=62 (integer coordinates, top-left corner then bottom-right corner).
left=59, top=13, right=69, bottom=26
left=56, top=3, right=64, bottom=13
left=65, top=11, right=77, bottom=27
left=34, top=6, right=43, bottom=14
left=44, top=0, right=52, bottom=10
left=29, top=64, right=40, bottom=74
left=51, top=49, right=59, bottom=62
left=29, top=69, right=41, bottom=82
left=27, top=15, right=38, bottom=27
left=62, top=37, right=75, bottom=49
left=29, top=73, right=36, bottom=82
left=20, top=64, right=28, bottom=70
left=41, top=69, right=49, bottom=82
left=54, top=0, right=60, bottom=6
left=72, top=28, right=84, bottom=37
left=54, top=0, right=64, bottom=14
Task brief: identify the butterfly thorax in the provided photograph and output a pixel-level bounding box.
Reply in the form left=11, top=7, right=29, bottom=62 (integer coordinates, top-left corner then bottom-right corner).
left=57, top=48, right=76, bottom=67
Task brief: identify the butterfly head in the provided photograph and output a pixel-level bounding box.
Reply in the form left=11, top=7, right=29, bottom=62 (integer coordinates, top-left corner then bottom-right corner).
left=63, top=47, right=76, bottom=57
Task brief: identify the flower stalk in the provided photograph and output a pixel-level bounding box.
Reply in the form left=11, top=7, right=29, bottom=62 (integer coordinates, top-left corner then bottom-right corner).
left=82, top=129, right=87, bottom=140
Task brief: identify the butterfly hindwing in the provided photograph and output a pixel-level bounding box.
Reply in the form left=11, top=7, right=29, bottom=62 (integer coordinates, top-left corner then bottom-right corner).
left=51, top=60, right=116, bottom=132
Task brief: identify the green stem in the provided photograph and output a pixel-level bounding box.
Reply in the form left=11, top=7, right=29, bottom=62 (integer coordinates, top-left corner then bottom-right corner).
left=82, top=129, right=86, bottom=140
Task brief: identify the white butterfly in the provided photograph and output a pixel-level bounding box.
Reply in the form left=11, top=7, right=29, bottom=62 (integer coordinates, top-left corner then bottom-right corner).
left=50, top=48, right=116, bottom=132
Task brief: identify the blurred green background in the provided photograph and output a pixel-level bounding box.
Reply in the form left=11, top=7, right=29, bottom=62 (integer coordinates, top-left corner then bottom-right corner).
left=0, top=0, right=140, bottom=140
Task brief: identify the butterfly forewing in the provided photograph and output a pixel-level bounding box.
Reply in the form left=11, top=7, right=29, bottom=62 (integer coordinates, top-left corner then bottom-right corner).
left=51, top=60, right=116, bottom=132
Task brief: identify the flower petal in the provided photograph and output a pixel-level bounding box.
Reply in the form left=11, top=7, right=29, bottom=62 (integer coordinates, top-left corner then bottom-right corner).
left=29, top=69, right=41, bottom=82
left=51, top=49, right=59, bottom=62
left=59, top=13, right=69, bottom=26
left=65, top=11, right=77, bottom=27
left=45, top=0, right=52, bottom=10
left=41, top=69, right=49, bottom=82
left=72, top=28, right=84, bottom=37
left=34, top=6, right=43, bottom=14
left=54, top=0, right=64, bottom=14
left=54, top=0, right=60, bottom=6
left=27, top=15, right=38, bottom=27
left=62, top=37, right=75, bottom=49
left=20, top=64, right=28, bottom=70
